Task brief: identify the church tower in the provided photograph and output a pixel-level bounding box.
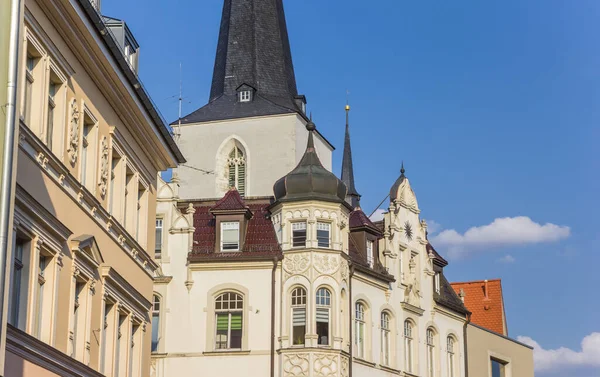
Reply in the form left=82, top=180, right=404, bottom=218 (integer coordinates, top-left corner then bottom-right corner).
left=340, top=105, right=361, bottom=208
left=175, top=0, right=334, bottom=199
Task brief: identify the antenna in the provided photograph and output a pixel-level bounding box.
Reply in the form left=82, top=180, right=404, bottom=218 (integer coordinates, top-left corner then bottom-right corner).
left=174, top=62, right=183, bottom=143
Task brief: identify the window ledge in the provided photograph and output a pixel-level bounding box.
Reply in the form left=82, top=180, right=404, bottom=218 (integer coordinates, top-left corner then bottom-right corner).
left=380, top=364, right=401, bottom=374
left=403, top=372, right=420, bottom=377
left=203, top=350, right=251, bottom=356
left=353, top=357, right=376, bottom=367
left=151, top=352, right=168, bottom=358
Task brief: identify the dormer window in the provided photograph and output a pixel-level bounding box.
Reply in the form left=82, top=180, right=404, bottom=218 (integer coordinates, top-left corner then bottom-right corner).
left=239, top=90, right=252, bottom=102
left=221, top=222, right=240, bottom=251
left=434, top=273, right=441, bottom=294
left=366, top=240, right=374, bottom=268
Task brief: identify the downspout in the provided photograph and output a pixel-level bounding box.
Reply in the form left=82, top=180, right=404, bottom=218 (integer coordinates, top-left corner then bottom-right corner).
left=270, top=256, right=278, bottom=377
left=0, top=0, right=22, bottom=374
left=463, top=313, right=471, bottom=377
left=348, top=264, right=354, bottom=377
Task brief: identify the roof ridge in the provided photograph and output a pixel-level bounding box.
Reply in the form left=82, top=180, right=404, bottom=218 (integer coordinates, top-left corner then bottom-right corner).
left=450, top=278, right=502, bottom=285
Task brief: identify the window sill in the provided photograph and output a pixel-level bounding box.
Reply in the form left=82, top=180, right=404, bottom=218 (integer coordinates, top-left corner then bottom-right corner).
left=380, top=364, right=401, bottom=374
left=353, top=357, right=376, bottom=367
left=203, top=350, right=251, bottom=356
left=404, top=372, right=420, bottom=377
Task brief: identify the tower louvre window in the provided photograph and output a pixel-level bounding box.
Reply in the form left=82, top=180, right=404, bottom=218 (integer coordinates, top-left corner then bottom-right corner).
left=227, top=147, right=246, bottom=196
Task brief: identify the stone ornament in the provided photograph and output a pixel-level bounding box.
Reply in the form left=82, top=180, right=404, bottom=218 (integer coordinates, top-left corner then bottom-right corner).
left=283, top=353, right=309, bottom=377
left=313, top=254, right=339, bottom=276
left=340, top=356, right=349, bottom=377
left=283, top=254, right=310, bottom=276
left=98, top=136, right=109, bottom=197
left=313, top=353, right=338, bottom=377
left=68, top=99, right=80, bottom=165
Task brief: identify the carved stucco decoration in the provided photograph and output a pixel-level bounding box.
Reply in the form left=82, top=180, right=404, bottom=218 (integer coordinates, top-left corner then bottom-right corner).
left=67, top=100, right=80, bottom=165
left=283, top=253, right=310, bottom=280
left=340, top=356, right=349, bottom=377
left=313, top=254, right=340, bottom=276
left=340, top=260, right=349, bottom=283
left=283, top=353, right=310, bottom=377
left=313, top=353, right=338, bottom=377
left=98, top=136, right=109, bottom=197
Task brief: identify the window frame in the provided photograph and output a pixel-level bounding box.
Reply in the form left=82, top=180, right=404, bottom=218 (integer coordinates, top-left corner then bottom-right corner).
left=292, top=221, right=307, bottom=248
left=220, top=221, right=240, bottom=252
left=381, top=312, right=391, bottom=366
left=227, top=146, right=246, bottom=196
left=404, top=320, right=414, bottom=373
left=366, top=240, right=374, bottom=268
left=316, top=221, right=331, bottom=248
left=155, top=217, right=164, bottom=257
left=239, top=90, right=252, bottom=102
left=315, top=287, right=331, bottom=346
left=151, top=294, right=161, bottom=353
left=291, top=287, right=307, bottom=346
left=214, top=292, right=244, bottom=350
left=427, top=328, right=436, bottom=377
left=354, top=302, right=366, bottom=359
left=434, top=273, right=441, bottom=294
left=447, top=336, right=457, bottom=377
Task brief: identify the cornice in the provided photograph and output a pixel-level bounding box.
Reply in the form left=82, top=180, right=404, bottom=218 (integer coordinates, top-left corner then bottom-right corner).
left=401, top=302, right=425, bottom=317
left=19, top=123, right=158, bottom=277
left=101, top=266, right=152, bottom=319
left=188, top=260, right=278, bottom=271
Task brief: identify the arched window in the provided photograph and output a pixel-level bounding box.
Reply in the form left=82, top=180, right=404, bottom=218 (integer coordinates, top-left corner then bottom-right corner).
left=381, top=312, right=391, bottom=366
left=228, top=147, right=246, bottom=196
left=291, top=287, right=307, bottom=345
left=151, top=294, right=160, bottom=352
left=447, top=336, right=457, bottom=377
left=354, top=302, right=366, bottom=358
left=404, top=320, right=414, bottom=373
left=427, top=328, right=436, bottom=377
left=316, top=288, right=331, bottom=345
left=215, top=292, right=243, bottom=350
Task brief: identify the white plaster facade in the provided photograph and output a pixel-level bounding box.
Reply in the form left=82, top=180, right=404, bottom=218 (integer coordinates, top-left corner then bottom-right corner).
left=175, top=113, right=333, bottom=199
left=152, top=171, right=468, bottom=377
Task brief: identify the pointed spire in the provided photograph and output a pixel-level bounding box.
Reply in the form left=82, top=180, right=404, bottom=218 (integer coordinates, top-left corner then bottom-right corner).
left=341, top=104, right=361, bottom=208
left=400, top=161, right=406, bottom=177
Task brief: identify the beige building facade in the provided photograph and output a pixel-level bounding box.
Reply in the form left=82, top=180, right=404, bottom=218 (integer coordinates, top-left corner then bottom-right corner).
left=4, top=0, right=183, bottom=376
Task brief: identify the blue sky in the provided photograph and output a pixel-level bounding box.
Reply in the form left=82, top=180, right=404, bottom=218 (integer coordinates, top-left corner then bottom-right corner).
left=103, top=1, right=599, bottom=375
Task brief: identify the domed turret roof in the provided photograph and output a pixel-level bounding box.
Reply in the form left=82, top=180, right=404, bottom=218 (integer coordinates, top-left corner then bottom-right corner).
left=273, top=122, right=349, bottom=207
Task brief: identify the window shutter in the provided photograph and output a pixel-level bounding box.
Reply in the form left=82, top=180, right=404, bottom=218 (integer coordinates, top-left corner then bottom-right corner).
left=230, top=313, right=242, bottom=330
left=216, top=314, right=229, bottom=330
left=293, top=308, right=306, bottom=326
left=237, top=164, right=245, bottom=196
left=316, top=308, right=329, bottom=323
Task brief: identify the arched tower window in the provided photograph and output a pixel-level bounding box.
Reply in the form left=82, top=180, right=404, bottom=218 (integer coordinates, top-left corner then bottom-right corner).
left=228, top=147, right=246, bottom=196
left=291, top=287, right=307, bottom=345
left=215, top=292, right=243, bottom=350
left=316, top=288, right=331, bottom=345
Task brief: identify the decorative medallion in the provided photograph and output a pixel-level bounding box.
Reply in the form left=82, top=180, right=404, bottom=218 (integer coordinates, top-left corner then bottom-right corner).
left=313, top=254, right=340, bottom=276
left=404, top=220, right=413, bottom=241
left=98, top=136, right=109, bottom=198
left=67, top=100, right=80, bottom=165
left=283, top=254, right=310, bottom=276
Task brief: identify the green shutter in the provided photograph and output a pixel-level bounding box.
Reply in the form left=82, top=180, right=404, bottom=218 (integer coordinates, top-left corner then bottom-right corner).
left=216, top=314, right=229, bottom=330
left=230, top=313, right=242, bottom=330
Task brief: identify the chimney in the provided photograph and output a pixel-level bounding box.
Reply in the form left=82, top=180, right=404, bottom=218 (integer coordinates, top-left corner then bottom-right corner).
left=459, top=288, right=466, bottom=303
left=483, top=279, right=491, bottom=310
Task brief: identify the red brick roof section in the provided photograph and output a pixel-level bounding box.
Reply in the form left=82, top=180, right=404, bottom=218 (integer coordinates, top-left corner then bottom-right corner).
left=210, top=188, right=249, bottom=211
left=450, top=279, right=507, bottom=336
left=349, top=208, right=382, bottom=234
left=188, top=196, right=281, bottom=261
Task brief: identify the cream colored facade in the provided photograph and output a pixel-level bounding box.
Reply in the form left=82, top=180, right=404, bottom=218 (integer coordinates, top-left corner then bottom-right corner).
left=5, top=0, right=181, bottom=376
left=465, top=324, right=534, bottom=377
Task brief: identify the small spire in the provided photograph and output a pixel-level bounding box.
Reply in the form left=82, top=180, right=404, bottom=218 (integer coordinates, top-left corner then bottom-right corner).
left=400, top=161, right=406, bottom=177
left=341, top=101, right=361, bottom=208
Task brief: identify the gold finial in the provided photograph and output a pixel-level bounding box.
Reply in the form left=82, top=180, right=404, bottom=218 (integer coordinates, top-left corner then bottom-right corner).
left=345, top=104, right=350, bottom=111
left=345, top=89, right=350, bottom=111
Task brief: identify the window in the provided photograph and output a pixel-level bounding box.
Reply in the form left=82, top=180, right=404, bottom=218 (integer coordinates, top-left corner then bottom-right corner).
left=33, top=253, right=48, bottom=338
left=404, top=320, right=414, bottom=373
left=151, top=295, right=160, bottom=352
left=221, top=222, right=240, bottom=251
left=71, top=280, right=86, bottom=358
left=434, top=273, right=441, bottom=294
left=136, top=186, right=148, bottom=243
left=491, top=358, right=507, bottom=377
left=366, top=240, right=374, bottom=268
left=354, top=302, right=366, bottom=358
left=316, top=222, right=330, bottom=248
left=239, top=90, right=251, bottom=102
left=100, top=302, right=113, bottom=373
left=124, top=168, right=135, bottom=231
left=115, top=312, right=127, bottom=377
left=81, top=113, right=97, bottom=191
left=316, top=288, right=331, bottom=345
left=447, top=336, right=456, bottom=377
left=124, top=39, right=135, bottom=68
left=109, top=150, right=121, bottom=216
left=381, top=312, right=391, bottom=366
left=155, top=219, right=163, bottom=257
left=46, top=81, right=56, bottom=148
left=291, top=287, right=306, bottom=345
left=129, top=323, right=141, bottom=377
left=23, top=55, right=36, bottom=125
left=228, top=147, right=246, bottom=196
left=427, top=328, right=436, bottom=377
left=292, top=222, right=307, bottom=248
left=9, top=238, right=28, bottom=328
left=215, top=292, right=243, bottom=350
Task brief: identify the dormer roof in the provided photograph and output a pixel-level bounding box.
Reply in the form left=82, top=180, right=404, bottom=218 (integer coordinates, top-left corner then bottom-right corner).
left=210, top=188, right=251, bottom=217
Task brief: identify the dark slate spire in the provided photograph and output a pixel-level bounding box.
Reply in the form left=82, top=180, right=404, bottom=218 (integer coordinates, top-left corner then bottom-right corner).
left=177, top=0, right=305, bottom=125
left=341, top=105, right=361, bottom=208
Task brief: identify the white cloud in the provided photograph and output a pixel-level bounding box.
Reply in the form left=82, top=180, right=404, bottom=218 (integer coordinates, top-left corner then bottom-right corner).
left=424, top=219, right=442, bottom=235
left=517, top=333, right=600, bottom=372
left=430, top=216, right=570, bottom=258
left=496, top=254, right=515, bottom=263
left=369, top=209, right=386, bottom=222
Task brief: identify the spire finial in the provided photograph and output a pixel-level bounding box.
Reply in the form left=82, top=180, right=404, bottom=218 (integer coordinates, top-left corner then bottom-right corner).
left=345, top=89, right=351, bottom=111
left=400, top=161, right=405, bottom=177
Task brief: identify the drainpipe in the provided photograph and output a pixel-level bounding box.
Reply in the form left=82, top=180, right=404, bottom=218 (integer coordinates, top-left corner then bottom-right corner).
left=463, top=313, right=471, bottom=377
left=348, top=264, right=354, bottom=377
left=0, top=0, right=22, bottom=374
left=270, top=256, right=279, bottom=377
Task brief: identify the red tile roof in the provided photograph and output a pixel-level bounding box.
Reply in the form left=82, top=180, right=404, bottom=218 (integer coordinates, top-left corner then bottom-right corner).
left=210, top=188, right=249, bottom=212
left=450, top=279, right=507, bottom=336
left=349, top=208, right=382, bottom=234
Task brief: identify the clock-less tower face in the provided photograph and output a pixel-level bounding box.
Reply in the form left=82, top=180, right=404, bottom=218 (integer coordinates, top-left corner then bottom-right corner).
left=404, top=221, right=413, bottom=241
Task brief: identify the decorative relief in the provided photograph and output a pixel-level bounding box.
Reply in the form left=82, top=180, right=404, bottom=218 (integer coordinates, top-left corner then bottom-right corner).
left=340, top=260, right=349, bottom=282
left=313, top=353, right=338, bottom=377
left=67, top=100, right=80, bottom=165
left=313, top=254, right=339, bottom=276
left=283, top=353, right=310, bottom=377
left=98, top=136, right=109, bottom=197
left=340, top=356, right=349, bottom=377
left=283, top=254, right=310, bottom=277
